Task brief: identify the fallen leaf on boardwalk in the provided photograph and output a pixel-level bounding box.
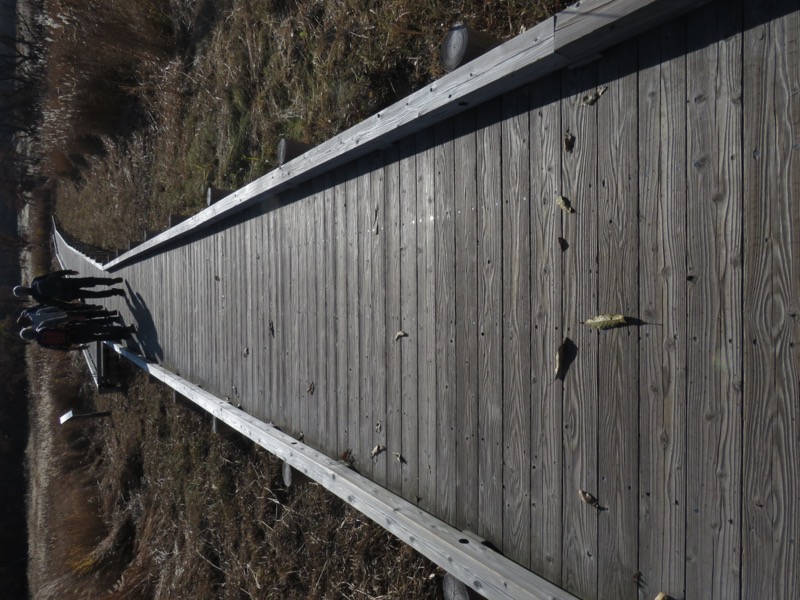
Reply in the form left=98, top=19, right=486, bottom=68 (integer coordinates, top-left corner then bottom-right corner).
left=581, top=85, right=608, bottom=106
left=214, top=274, right=220, bottom=281
left=563, top=131, right=576, bottom=152
left=341, top=449, right=354, bottom=465
left=394, top=330, right=408, bottom=341
left=393, top=452, right=407, bottom=465
left=242, top=347, right=249, bottom=357
left=557, top=237, right=569, bottom=251
left=370, top=444, right=386, bottom=458
left=581, top=314, right=627, bottom=330
left=269, top=320, right=275, bottom=337
left=579, top=489, right=601, bottom=509
left=654, top=594, right=672, bottom=600
left=298, top=431, right=304, bottom=442
left=375, top=421, right=382, bottom=433
left=555, top=195, right=575, bottom=214
left=307, top=381, right=315, bottom=395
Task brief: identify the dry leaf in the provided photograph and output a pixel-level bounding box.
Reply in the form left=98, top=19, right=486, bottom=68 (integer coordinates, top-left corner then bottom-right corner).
left=582, top=85, right=608, bottom=106
left=341, top=449, right=354, bottom=465
left=269, top=320, right=275, bottom=337
left=297, top=431, right=304, bottom=442
left=394, top=452, right=407, bottom=465
left=557, top=237, right=569, bottom=251
left=579, top=489, right=601, bottom=509
left=563, top=131, right=576, bottom=152
left=370, top=444, right=386, bottom=458
left=307, top=381, right=315, bottom=395
left=375, top=421, right=382, bottom=433
left=582, top=314, right=627, bottom=330
left=394, top=330, right=408, bottom=341
left=556, top=195, right=575, bottom=214
left=654, top=594, right=672, bottom=600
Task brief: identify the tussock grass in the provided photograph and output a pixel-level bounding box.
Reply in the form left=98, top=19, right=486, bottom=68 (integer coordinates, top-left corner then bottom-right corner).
left=49, top=0, right=568, bottom=249
left=31, top=372, right=443, bottom=599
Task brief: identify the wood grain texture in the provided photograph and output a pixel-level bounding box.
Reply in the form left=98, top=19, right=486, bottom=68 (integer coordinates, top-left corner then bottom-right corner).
left=685, top=3, right=743, bottom=598
left=399, top=136, right=419, bottom=504
left=637, top=20, right=687, bottom=600
left=334, top=171, right=349, bottom=459
left=323, top=174, right=338, bottom=456
left=501, top=85, right=532, bottom=567
left=416, top=131, right=437, bottom=513
left=595, top=40, right=639, bottom=600
left=434, top=119, right=457, bottom=524
left=560, top=62, right=599, bottom=600
left=743, top=2, right=800, bottom=599
left=306, top=187, right=320, bottom=447
left=268, top=210, right=279, bottom=422
left=453, top=107, right=479, bottom=533
left=529, top=71, right=563, bottom=584
left=358, top=157, right=373, bottom=478
left=346, top=164, right=361, bottom=466
left=313, top=183, right=327, bottom=451
left=383, top=145, right=403, bottom=495
left=476, top=98, right=503, bottom=546
left=370, top=152, right=388, bottom=488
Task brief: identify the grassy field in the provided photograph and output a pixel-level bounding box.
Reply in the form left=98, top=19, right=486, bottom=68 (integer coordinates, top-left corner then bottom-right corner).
left=27, top=0, right=570, bottom=598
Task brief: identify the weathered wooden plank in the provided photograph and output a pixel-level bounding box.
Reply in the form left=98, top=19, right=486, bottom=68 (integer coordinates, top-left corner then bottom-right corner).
left=346, top=163, right=362, bottom=467
left=501, top=85, right=532, bottom=567
left=595, top=40, right=639, bottom=600
left=434, top=118, right=457, bottom=524
left=306, top=187, right=320, bottom=447
left=743, top=3, right=800, bottom=599
left=370, top=152, right=388, bottom=488
left=251, top=208, right=267, bottom=416
left=685, top=3, right=743, bottom=598
left=268, top=209, right=278, bottom=422
left=637, top=20, right=687, bottom=600
left=276, top=204, right=289, bottom=428
left=554, top=0, right=711, bottom=62
left=334, top=170, right=349, bottom=459
left=383, top=145, right=403, bottom=496
left=322, top=174, right=336, bottom=456
left=399, top=136, right=419, bottom=504
left=560, top=61, right=599, bottom=600
left=288, top=200, right=300, bottom=435
left=528, top=71, right=563, bottom=584
left=416, top=131, right=437, bottom=513
left=357, top=157, right=373, bottom=478
left=313, top=182, right=327, bottom=452
left=453, top=107, right=479, bottom=533
left=476, top=98, right=503, bottom=546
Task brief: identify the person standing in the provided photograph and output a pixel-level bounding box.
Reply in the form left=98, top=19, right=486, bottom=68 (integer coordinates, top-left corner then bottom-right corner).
left=12, top=269, right=125, bottom=304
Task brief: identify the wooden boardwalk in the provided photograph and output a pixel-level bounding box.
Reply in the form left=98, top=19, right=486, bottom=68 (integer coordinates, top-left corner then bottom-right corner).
left=54, top=0, right=799, bottom=598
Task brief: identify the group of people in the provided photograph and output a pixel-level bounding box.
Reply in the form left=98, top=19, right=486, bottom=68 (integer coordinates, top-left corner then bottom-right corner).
left=13, top=269, right=135, bottom=352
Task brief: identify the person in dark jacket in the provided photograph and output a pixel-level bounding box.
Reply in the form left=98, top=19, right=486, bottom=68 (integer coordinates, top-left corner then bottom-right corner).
left=17, top=304, right=119, bottom=328
left=19, top=321, right=135, bottom=351
left=13, top=270, right=124, bottom=304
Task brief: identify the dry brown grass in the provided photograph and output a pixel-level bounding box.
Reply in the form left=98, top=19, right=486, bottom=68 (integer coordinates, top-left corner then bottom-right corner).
left=30, top=369, right=443, bottom=600
left=51, top=0, right=569, bottom=249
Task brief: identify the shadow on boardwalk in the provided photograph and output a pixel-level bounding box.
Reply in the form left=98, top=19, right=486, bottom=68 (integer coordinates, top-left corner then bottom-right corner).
left=124, top=281, right=163, bottom=361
